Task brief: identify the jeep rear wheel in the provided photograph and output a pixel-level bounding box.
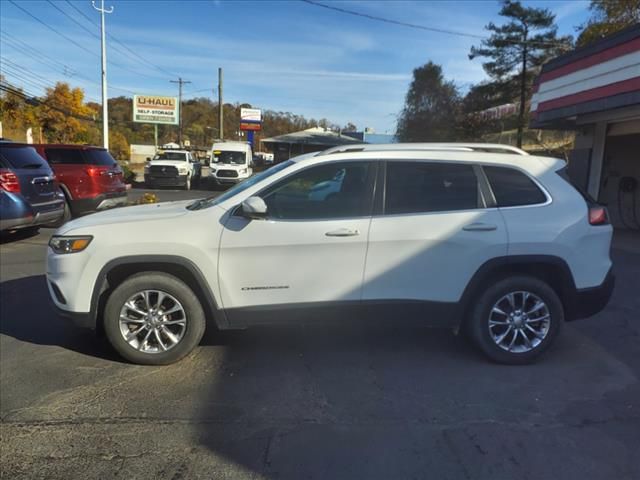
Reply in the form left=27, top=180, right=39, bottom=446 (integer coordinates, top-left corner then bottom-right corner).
left=103, top=272, right=205, bottom=365
left=468, top=276, right=563, bottom=365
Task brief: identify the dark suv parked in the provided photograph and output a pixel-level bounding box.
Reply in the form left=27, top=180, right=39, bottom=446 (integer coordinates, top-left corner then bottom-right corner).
left=33, top=144, right=127, bottom=222
left=0, top=142, right=65, bottom=232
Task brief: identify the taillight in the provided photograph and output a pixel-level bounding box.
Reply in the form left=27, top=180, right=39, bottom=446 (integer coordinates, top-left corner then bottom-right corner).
left=85, top=166, right=107, bottom=177
left=589, top=206, right=609, bottom=225
left=0, top=169, right=21, bottom=193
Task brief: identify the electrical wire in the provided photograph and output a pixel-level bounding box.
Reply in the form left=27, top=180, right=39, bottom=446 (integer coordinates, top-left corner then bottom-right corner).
left=63, top=0, right=180, bottom=79
left=1, top=34, right=137, bottom=96
left=7, top=0, right=172, bottom=82
left=300, top=0, right=570, bottom=47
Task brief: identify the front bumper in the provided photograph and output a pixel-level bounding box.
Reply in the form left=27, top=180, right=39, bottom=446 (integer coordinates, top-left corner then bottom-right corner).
left=566, top=269, right=615, bottom=321
left=144, top=174, right=188, bottom=187
left=71, top=191, right=127, bottom=215
left=210, top=176, right=245, bottom=185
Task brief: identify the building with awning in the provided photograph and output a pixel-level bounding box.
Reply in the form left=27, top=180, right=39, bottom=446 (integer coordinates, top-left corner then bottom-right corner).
left=261, top=127, right=363, bottom=163
left=530, top=24, right=640, bottom=230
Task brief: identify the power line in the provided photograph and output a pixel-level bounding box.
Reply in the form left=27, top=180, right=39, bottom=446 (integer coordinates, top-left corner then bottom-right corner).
left=0, top=34, right=137, bottom=95
left=7, top=0, right=99, bottom=58
left=0, top=82, right=99, bottom=123
left=64, top=0, right=180, bottom=79
left=8, top=0, right=170, bottom=82
left=300, top=0, right=568, bottom=47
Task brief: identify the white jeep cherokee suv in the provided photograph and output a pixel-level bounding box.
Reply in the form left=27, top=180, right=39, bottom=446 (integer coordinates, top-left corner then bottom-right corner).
left=47, top=144, right=614, bottom=365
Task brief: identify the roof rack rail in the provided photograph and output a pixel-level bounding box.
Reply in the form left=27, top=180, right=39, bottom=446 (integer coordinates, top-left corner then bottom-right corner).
left=318, top=142, right=529, bottom=156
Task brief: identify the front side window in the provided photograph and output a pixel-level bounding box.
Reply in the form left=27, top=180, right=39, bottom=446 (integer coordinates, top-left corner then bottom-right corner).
left=484, top=165, right=547, bottom=207
left=261, top=162, right=373, bottom=220
left=385, top=161, right=480, bottom=214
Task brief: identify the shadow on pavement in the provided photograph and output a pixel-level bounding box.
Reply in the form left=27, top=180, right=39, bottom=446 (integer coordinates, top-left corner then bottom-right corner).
left=0, top=275, right=120, bottom=362
left=0, top=227, right=41, bottom=245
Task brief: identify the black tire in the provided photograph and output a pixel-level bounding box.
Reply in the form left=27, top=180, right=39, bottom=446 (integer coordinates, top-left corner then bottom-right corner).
left=467, top=276, right=563, bottom=365
left=48, top=198, right=72, bottom=228
left=103, top=272, right=206, bottom=365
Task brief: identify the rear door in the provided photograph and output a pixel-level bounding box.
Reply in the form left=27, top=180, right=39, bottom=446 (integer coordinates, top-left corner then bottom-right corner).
left=0, top=146, right=59, bottom=207
left=362, top=160, right=508, bottom=308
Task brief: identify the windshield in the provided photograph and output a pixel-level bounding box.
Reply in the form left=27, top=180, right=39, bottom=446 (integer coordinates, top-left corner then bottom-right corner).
left=213, top=150, right=245, bottom=164
left=153, top=152, right=187, bottom=161
left=188, top=160, right=294, bottom=210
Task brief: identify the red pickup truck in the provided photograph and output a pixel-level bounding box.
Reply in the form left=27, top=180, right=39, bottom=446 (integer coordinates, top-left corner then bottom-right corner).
left=33, top=144, right=127, bottom=223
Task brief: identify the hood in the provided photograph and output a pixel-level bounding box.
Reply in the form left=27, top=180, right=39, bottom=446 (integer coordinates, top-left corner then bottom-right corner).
left=148, top=160, right=188, bottom=167
left=58, top=200, right=194, bottom=234
left=212, top=162, right=247, bottom=168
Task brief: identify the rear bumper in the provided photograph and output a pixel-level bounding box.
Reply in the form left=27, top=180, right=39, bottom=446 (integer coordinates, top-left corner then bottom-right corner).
left=71, top=191, right=127, bottom=214
left=0, top=200, right=64, bottom=231
left=566, top=269, right=615, bottom=321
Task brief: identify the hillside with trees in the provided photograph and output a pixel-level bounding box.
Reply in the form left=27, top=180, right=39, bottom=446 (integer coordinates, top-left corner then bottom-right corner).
left=0, top=79, right=340, bottom=160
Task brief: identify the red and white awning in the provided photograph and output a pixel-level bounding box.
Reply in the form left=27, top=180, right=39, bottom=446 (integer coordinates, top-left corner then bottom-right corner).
left=530, top=25, right=640, bottom=128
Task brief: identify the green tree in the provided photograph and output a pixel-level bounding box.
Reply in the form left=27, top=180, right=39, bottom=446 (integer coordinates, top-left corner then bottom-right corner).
left=396, top=61, right=460, bottom=142
left=577, top=0, right=640, bottom=46
left=469, top=0, right=571, bottom=147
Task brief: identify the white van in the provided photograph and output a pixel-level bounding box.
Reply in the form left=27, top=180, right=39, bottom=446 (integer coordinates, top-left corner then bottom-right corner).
left=209, top=142, right=253, bottom=186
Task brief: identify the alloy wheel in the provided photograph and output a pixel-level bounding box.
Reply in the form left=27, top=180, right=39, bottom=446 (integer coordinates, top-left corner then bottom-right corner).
left=118, top=290, right=187, bottom=354
left=487, top=291, right=551, bottom=353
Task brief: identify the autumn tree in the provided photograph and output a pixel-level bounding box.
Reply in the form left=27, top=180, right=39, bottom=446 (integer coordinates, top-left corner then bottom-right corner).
left=109, top=130, right=129, bottom=160
left=396, top=61, right=460, bottom=142
left=39, top=82, right=97, bottom=143
left=577, top=0, right=640, bottom=46
left=469, top=0, right=571, bottom=147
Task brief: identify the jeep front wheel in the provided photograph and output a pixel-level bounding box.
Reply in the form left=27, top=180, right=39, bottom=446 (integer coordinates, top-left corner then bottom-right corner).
left=103, top=272, right=205, bottom=365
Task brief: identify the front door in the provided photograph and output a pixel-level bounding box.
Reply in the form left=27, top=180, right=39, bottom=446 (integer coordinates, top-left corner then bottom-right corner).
left=218, top=161, right=376, bottom=322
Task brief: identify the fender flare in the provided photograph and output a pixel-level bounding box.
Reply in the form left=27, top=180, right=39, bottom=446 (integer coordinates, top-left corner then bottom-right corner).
left=90, top=255, right=227, bottom=330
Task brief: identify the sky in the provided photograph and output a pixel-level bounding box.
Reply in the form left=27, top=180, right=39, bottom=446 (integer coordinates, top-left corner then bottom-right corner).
left=1, top=0, right=591, bottom=134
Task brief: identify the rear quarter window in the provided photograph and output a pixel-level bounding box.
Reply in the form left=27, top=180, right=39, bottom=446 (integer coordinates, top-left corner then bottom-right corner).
left=484, top=165, right=547, bottom=207
left=83, top=149, right=117, bottom=166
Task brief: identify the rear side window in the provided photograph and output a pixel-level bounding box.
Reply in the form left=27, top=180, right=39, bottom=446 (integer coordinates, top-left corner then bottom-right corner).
left=83, top=149, right=116, bottom=166
left=0, top=146, right=47, bottom=169
left=484, top=166, right=547, bottom=207
left=45, top=148, right=85, bottom=165
left=385, top=162, right=480, bottom=214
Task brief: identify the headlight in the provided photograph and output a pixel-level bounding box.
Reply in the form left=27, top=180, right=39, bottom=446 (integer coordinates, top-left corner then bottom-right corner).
left=144, top=165, right=150, bottom=173
left=209, top=168, right=216, bottom=174
left=239, top=168, right=248, bottom=174
left=178, top=167, right=188, bottom=175
left=49, top=235, right=93, bottom=254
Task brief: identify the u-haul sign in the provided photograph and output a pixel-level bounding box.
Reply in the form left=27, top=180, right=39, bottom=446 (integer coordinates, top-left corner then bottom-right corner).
left=133, top=95, right=179, bottom=125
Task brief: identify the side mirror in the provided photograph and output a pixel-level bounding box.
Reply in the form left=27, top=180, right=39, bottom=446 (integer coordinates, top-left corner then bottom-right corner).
left=241, top=196, right=268, bottom=220
left=146, top=157, right=151, bottom=162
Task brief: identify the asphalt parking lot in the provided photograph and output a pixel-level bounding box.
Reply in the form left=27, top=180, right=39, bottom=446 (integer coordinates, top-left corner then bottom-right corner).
left=1, top=187, right=639, bottom=480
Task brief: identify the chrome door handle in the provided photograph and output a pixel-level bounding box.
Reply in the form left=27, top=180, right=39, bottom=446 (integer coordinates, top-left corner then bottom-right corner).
left=325, top=228, right=360, bottom=237
left=463, top=223, right=497, bottom=232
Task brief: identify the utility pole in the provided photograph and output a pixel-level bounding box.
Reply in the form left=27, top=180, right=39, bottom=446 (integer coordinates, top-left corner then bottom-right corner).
left=92, top=0, right=113, bottom=150
left=170, top=77, right=191, bottom=146
left=218, top=67, right=223, bottom=140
